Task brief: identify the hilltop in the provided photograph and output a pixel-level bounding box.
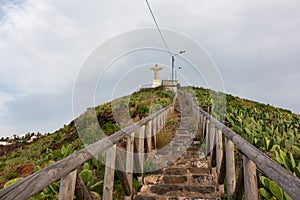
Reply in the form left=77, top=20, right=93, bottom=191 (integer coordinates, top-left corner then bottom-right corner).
left=0, top=86, right=299, bottom=199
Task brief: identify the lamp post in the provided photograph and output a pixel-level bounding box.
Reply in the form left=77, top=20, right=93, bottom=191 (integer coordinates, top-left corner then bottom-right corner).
left=175, top=66, right=182, bottom=81
left=171, top=51, right=185, bottom=93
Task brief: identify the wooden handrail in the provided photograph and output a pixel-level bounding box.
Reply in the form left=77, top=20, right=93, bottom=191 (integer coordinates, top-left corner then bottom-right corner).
left=189, top=97, right=300, bottom=200
left=4, top=90, right=299, bottom=199
left=0, top=104, right=173, bottom=200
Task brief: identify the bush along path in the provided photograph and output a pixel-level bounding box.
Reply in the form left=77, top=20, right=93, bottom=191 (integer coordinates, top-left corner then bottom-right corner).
left=134, top=93, right=221, bottom=200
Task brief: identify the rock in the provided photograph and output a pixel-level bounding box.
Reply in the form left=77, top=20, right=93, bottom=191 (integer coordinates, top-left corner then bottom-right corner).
left=163, top=175, right=187, bottom=184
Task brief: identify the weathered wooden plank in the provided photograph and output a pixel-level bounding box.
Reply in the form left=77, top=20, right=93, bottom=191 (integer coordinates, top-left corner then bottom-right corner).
left=202, top=116, right=206, bottom=139
left=210, top=122, right=217, bottom=173
left=205, top=119, right=210, bottom=156
left=222, top=125, right=300, bottom=200
left=198, top=114, right=203, bottom=139
left=0, top=105, right=172, bottom=200
left=59, top=170, right=77, bottom=200
left=137, top=126, right=145, bottom=180
left=157, top=114, right=161, bottom=133
left=103, top=145, right=116, bottom=200
left=125, top=133, right=134, bottom=199
left=211, top=145, right=217, bottom=168
left=133, top=135, right=142, bottom=177
left=243, top=155, right=258, bottom=200
left=115, top=150, right=131, bottom=196
left=152, top=117, right=157, bottom=149
left=210, top=124, right=215, bottom=153
left=0, top=140, right=114, bottom=200
left=233, top=163, right=244, bottom=200
left=145, top=120, right=152, bottom=153
left=75, top=172, right=92, bottom=200
left=225, top=138, right=235, bottom=199
left=193, top=104, right=300, bottom=200
left=164, top=111, right=167, bottom=123
left=218, top=147, right=226, bottom=186
left=162, top=111, right=165, bottom=124
left=216, top=129, right=224, bottom=192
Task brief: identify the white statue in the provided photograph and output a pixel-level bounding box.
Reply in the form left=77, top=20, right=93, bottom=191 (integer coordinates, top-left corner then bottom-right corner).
left=150, top=64, right=163, bottom=80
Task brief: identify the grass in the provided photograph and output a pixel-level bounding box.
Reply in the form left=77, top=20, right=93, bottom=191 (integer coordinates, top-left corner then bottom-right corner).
left=156, top=99, right=180, bottom=149
left=0, top=87, right=173, bottom=199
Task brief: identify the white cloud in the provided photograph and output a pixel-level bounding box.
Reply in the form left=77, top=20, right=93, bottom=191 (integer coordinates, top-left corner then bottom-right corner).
left=0, top=0, right=300, bottom=137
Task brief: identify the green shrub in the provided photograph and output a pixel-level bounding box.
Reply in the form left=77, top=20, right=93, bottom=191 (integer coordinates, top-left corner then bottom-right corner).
left=5, top=172, right=17, bottom=180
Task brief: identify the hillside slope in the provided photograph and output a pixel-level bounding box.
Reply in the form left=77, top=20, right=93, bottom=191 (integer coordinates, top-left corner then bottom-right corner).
left=0, top=87, right=172, bottom=198
left=186, top=86, right=300, bottom=200
left=1, top=86, right=299, bottom=199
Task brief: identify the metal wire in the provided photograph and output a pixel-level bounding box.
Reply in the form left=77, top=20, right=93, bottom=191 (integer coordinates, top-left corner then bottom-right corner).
left=145, top=0, right=172, bottom=56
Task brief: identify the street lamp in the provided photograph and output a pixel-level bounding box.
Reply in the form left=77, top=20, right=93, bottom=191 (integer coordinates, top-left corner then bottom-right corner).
left=175, top=66, right=182, bottom=81
left=172, top=50, right=185, bottom=93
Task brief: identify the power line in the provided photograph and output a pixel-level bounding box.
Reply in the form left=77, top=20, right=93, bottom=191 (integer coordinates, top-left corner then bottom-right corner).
left=145, top=0, right=172, bottom=56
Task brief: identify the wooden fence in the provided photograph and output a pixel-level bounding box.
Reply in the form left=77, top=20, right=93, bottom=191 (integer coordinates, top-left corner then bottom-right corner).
left=0, top=104, right=174, bottom=200
left=189, top=95, right=300, bottom=200
left=2, top=91, right=300, bottom=200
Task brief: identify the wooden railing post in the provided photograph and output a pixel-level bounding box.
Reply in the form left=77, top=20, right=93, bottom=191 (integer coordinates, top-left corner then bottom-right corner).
left=152, top=118, right=157, bottom=150
left=210, top=124, right=216, bottom=172
left=156, top=114, right=159, bottom=133
left=163, top=111, right=166, bottom=128
left=103, top=145, right=116, bottom=200
left=161, top=112, right=164, bottom=128
left=234, top=162, right=244, bottom=200
left=157, top=114, right=161, bottom=133
left=199, top=113, right=203, bottom=137
left=216, top=129, right=224, bottom=193
left=243, top=156, right=258, bottom=200
left=138, top=125, right=145, bottom=182
left=75, top=173, right=92, bottom=200
left=161, top=112, right=164, bottom=130
left=210, top=124, right=216, bottom=155
left=145, top=120, right=152, bottom=153
left=205, top=119, right=210, bottom=156
left=59, top=170, right=77, bottom=200
left=125, top=133, right=134, bottom=200
left=202, top=116, right=206, bottom=139
left=225, top=138, right=236, bottom=199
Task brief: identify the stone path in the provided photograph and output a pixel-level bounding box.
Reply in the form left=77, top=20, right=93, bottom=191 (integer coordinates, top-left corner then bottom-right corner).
left=134, top=94, right=221, bottom=200
left=135, top=141, right=220, bottom=199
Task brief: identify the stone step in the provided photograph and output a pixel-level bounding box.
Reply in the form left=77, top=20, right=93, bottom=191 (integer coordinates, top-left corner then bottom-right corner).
left=156, top=147, right=201, bottom=157
left=186, top=146, right=199, bottom=151
left=137, top=184, right=218, bottom=197
left=143, top=174, right=215, bottom=186
left=178, top=130, right=196, bottom=134
left=157, top=149, right=185, bottom=155
left=164, top=167, right=210, bottom=175
left=175, top=158, right=208, bottom=168
left=134, top=195, right=220, bottom=200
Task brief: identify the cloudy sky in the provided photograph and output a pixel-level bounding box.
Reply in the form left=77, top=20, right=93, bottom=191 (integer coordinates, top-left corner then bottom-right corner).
left=0, top=0, right=299, bottom=137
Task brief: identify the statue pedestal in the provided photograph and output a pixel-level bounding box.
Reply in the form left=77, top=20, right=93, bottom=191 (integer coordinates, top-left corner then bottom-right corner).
left=152, top=79, right=161, bottom=88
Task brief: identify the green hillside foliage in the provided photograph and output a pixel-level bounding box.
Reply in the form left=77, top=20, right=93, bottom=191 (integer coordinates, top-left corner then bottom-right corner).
left=186, top=86, right=300, bottom=200
left=1, top=85, right=299, bottom=199
left=0, top=87, right=172, bottom=199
